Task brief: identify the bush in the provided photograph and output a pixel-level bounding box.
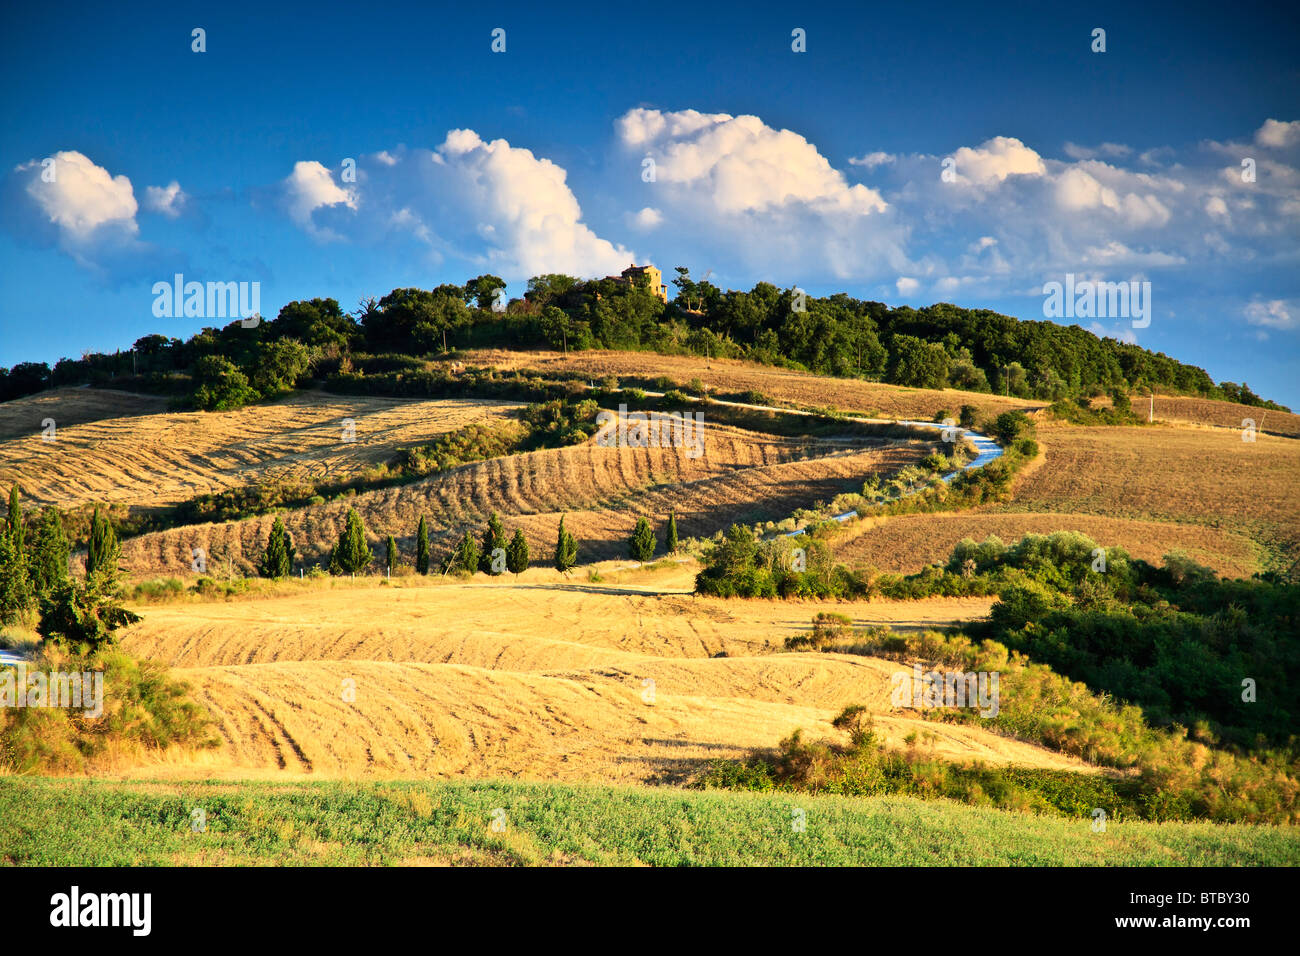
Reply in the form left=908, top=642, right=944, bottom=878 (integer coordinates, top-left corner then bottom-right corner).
left=0, top=645, right=215, bottom=774
left=991, top=410, right=1033, bottom=444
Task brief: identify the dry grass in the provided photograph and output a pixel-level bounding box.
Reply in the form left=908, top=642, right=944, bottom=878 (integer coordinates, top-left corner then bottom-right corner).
left=991, top=422, right=1300, bottom=563
left=11, top=362, right=1296, bottom=793
left=828, top=421, right=1299, bottom=575
left=0, top=387, right=168, bottom=441
left=111, top=577, right=1086, bottom=783
left=1150, top=393, right=1300, bottom=438
left=834, top=512, right=1262, bottom=577
left=0, top=390, right=520, bottom=510
left=117, top=422, right=928, bottom=576
left=121, top=574, right=995, bottom=667
left=450, top=349, right=1040, bottom=419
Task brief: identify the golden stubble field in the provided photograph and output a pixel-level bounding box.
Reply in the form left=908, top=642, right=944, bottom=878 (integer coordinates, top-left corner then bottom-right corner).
left=0, top=390, right=521, bottom=510
left=835, top=421, right=1299, bottom=575
left=118, top=421, right=929, bottom=576
left=451, top=349, right=1041, bottom=420
left=6, top=361, right=1296, bottom=790
left=1150, top=393, right=1300, bottom=439
left=116, top=576, right=1094, bottom=783
left=0, top=387, right=168, bottom=441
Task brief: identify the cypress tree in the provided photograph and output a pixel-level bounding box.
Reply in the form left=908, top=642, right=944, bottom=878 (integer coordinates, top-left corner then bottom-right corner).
left=666, top=512, right=679, bottom=555
left=385, top=534, right=398, bottom=573
left=0, top=532, right=30, bottom=626
left=85, top=506, right=120, bottom=582
left=2, top=486, right=32, bottom=617
left=629, top=516, right=656, bottom=563
left=28, top=506, right=70, bottom=598
left=7, top=485, right=23, bottom=554
left=506, top=529, right=529, bottom=576
left=416, top=515, right=430, bottom=574
left=258, top=516, right=294, bottom=578
left=553, top=515, right=577, bottom=574
left=455, top=529, right=481, bottom=575
left=328, top=508, right=372, bottom=575
left=480, top=511, right=507, bottom=575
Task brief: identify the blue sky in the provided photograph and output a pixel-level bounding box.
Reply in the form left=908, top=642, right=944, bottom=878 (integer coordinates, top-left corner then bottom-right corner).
left=2, top=0, right=1297, bottom=404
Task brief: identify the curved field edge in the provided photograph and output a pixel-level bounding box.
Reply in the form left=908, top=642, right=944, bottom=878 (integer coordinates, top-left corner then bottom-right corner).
left=1, top=778, right=1296, bottom=866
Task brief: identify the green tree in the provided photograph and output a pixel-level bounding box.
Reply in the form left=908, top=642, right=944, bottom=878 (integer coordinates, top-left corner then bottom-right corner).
left=454, top=529, right=481, bottom=575
left=665, top=512, right=679, bottom=554
left=480, top=512, right=508, bottom=575
left=36, top=574, right=141, bottom=652
left=553, top=515, right=578, bottom=574
left=416, top=516, right=430, bottom=574
left=328, top=508, right=372, bottom=575
left=540, top=306, right=574, bottom=355
left=385, top=534, right=398, bottom=574
left=258, top=516, right=295, bottom=579
left=992, top=410, right=1034, bottom=444
left=0, top=532, right=33, bottom=626
left=28, top=506, right=70, bottom=598
left=672, top=267, right=701, bottom=312
left=190, top=355, right=260, bottom=410
left=629, top=516, right=656, bottom=563
left=506, top=529, right=529, bottom=576
left=251, top=337, right=311, bottom=395
left=85, top=507, right=120, bottom=583
left=465, top=274, right=507, bottom=311
left=8, top=485, right=23, bottom=553
left=888, top=335, right=950, bottom=389
left=2, top=486, right=32, bottom=619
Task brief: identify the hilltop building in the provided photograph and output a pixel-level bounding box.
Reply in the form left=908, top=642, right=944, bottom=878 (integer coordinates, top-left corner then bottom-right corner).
left=605, top=263, right=668, bottom=302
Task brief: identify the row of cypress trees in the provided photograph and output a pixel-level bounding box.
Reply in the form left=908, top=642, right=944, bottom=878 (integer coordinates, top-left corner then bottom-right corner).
left=254, top=508, right=683, bottom=580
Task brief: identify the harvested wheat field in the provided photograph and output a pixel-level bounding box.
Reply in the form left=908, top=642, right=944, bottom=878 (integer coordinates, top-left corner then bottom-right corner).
left=0, top=390, right=521, bottom=510
left=834, top=512, right=1262, bottom=577
left=118, top=421, right=931, bottom=576
left=122, top=576, right=996, bottom=668
left=989, top=422, right=1300, bottom=564
left=114, top=578, right=1085, bottom=783
left=451, top=349, right=1040, bottom=420
left=1151, top=393, right=1300, bottom=439
left=0, top=387, right=168, bottom=441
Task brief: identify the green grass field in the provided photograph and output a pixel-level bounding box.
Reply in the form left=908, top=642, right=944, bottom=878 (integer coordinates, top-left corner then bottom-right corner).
left=3, top=777, right=1297, bottom=866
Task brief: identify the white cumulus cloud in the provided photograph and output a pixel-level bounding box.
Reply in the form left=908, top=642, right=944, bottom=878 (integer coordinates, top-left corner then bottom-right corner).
left=949, top=136, right=1046, bottom=185
left=629, top=207, right=663, bottom=229
left=279, top=133, right=634, bottom=278
left=618, top=108, right=886, bottom=215
left=1255, top=119, right=1300, bottom=149
left=144, top=180, right=187, bottom=218
left=281, top=161, right=357, bottom=238
left=20, top=150, right=138, bottom=240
